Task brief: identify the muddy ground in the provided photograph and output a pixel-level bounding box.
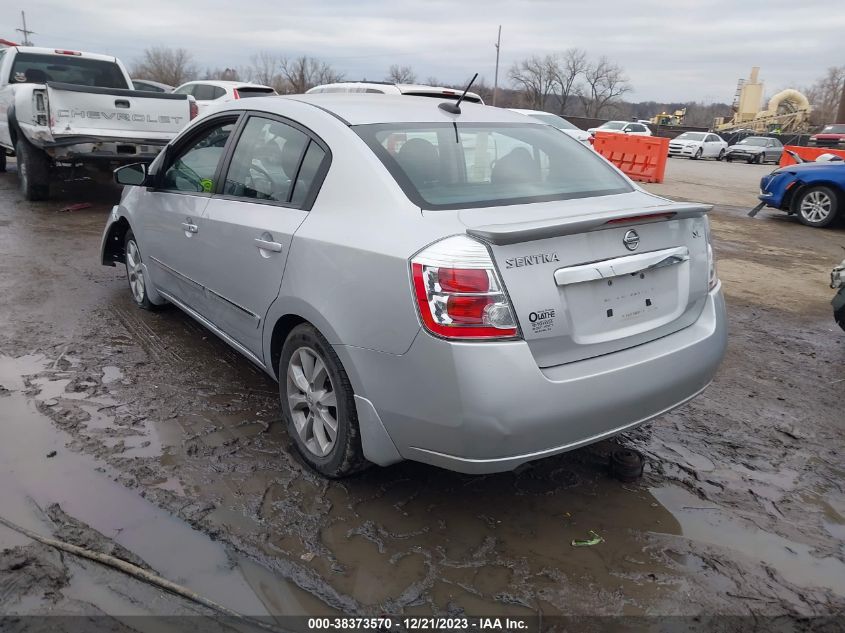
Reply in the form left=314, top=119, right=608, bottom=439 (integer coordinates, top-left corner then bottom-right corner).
left=0, top=159, right=843, bottom=628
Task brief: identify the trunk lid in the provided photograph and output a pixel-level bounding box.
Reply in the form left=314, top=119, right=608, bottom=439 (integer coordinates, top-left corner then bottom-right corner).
left=457, top=194, right=711, bottom=367
left=47, top=82, right=192, bottom=141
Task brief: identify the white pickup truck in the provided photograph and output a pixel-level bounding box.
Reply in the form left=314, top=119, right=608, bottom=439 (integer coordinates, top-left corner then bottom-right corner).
left=0, top=46, right=196, bottom=200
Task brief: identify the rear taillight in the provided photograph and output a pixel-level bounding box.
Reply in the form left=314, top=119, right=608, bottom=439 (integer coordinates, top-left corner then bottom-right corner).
left=411, top=235, right=518, bottom=340
left=233, top=89, right=241, bottom=99
left=32, top=89, right=47, bottom=126
left=189, top=99, right=198, bottom=120
left=705, top=218, right=718, bottom=290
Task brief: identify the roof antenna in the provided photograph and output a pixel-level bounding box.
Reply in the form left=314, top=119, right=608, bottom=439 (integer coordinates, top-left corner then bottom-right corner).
left=439, top=73, right=478, bottom=115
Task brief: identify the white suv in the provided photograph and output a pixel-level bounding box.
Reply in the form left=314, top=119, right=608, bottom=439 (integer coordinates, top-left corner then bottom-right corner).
left=306, top=81, right=484, bottom=104
left=173, top=80, right=276, bottom=114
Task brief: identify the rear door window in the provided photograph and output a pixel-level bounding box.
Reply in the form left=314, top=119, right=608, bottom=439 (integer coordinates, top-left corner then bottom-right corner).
left=222, top=116, right=309, bottom=203
left=192, top=84, right=216, bottom=101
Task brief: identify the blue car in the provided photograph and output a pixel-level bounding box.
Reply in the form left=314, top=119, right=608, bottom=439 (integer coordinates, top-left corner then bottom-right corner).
left=756, top=159, right=845, bottom=228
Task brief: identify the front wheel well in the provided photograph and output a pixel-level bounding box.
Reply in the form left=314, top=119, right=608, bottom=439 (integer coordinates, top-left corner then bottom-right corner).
left=270, top=314, right=307, bottom=378
left=102, top=217, right=131, bottom=266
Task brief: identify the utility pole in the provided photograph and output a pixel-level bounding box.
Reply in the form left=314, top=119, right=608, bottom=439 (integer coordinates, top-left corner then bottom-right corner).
left=837, top=79, right=845, bottom=124
left=16, top=11, right=35, bottom=46
left=492, top=25, right=501, bottom=107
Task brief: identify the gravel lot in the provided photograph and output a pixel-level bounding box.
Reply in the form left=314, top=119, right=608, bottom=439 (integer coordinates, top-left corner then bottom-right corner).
left=0, top=157, right=843, bottom=624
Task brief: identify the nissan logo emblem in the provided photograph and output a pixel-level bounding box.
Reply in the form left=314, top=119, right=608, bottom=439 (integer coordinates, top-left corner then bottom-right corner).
left=623, top=229, right=640, bottom=251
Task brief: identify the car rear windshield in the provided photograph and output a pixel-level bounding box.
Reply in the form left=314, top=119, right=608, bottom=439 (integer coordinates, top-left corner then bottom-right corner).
left=355, top=122, right=632, bottom=210
left=9, top=52, right=129, bottom=89
left=676, top=132, right=706, bottom=141
left=821, top=124, right=845, bottom=134
left=528, top=113, right=579, bottom=130
left=236, top=87, right=276, bottom=98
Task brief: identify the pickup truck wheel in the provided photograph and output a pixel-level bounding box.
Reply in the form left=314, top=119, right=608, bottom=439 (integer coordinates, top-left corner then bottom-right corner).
left=124, top=231, right=158, bottom=310
left=796, top=186, right=838, bottom=228
left=280, top=324, right=369, bottom=478
left=0, top=150, right=6, bottom=172
left=15, top=138, right=51, bottom=201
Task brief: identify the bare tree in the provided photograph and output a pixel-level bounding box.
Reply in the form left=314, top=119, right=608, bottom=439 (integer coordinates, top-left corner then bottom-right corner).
left=278, top=56, right=344, bottom=94
left=131, top=47, right=197, bottom=86
left=425, top=76, right=441, bottom=87
left=386, top=64, right=417, bottom=84
left=805, top=66, right=845, bottom=124
left=508, top=55, right=559, bottom=110
left=204, top=67, right=240, bottom=81
left=248, top=51, right=281, bottom=87
left=553, top=48, right=588, bottom=115
left=579, top=56, right=631, bottom=117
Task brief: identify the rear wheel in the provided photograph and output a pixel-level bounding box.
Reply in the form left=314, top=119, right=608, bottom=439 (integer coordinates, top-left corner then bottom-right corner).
left=279, top=324, right=368, bottom=478
left=15, top=137, right=51, bottom=201
left=795, top=185, right=838, bottom=228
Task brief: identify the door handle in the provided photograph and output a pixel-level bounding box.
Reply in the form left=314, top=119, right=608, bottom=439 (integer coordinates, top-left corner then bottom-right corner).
left=254, top=238, right=282, bottom=252
left=181, top=222, right=198, bottom=233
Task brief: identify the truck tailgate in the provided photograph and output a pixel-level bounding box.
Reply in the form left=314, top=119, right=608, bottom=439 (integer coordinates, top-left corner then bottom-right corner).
left=47, top=82, right=191, bottom=141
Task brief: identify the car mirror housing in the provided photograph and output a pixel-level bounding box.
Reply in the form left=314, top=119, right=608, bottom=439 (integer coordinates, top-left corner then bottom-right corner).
left=114, top=163, right=148, bottom=187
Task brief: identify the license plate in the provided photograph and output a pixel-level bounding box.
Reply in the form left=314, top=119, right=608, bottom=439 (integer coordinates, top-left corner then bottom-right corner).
left=563, top=266, right=686, bottom=343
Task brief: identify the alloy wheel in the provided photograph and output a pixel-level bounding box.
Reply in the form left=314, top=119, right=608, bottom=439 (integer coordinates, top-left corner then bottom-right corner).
left=800, top=190, right=832, bottom=224
left=125, top=239, right=146, bottom=303
left=286, top=346, right=338, bottom=457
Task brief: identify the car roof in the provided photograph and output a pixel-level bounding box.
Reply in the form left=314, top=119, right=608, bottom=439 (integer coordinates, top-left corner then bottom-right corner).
left=307, top=82, right=482, bottom=102
left=179, top=80, right=274, bottom=90
left=251, top=94, right=539, bottom=125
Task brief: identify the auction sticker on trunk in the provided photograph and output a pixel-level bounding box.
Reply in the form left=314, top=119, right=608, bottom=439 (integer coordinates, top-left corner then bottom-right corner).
left=528, top=308, right=557, bottom=334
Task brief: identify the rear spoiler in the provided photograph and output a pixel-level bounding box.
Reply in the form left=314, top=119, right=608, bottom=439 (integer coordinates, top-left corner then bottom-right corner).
left=466, top=203, right=712, bottom=246
left=46, top=81, right=190, bottom=100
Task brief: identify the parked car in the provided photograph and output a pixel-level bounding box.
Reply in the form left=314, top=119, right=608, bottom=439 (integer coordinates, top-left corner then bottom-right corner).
left=306, top=81, right=484, bottom=104
left=173, top=80, right=277, bottom=114
left=508, top=109, right=592, bottom=145
left=101, top=94, right=727, bottom=477
left=132, top=79, right=174, bottom=93
left=725, top=136, right=783, bottom=164
left=0, top=46, right=195, bottom=200
left=587, top=121, right=652, bottom=136
left=668, top=132, right=728, bottom=160
left=832, top=255, right=845, bottom=331
left=809, top=124, right=845, bottom=148
left=756, top=157, right=844, bottom=227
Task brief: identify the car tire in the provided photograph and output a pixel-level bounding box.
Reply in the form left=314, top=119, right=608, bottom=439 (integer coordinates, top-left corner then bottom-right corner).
left=795, top=186, right=839, bottom=228
left=726, top=156, right=733, bottom=163
left=124, top=230, right=159, bottom=310
left=756, top=153, right=765, bottom=165
left=717, top=149, right=725, bottom=161
left=15, top=137, right=51, bottom=201
left=0, top=150, right=6, bottom=172
left=279, top=324, right=369, bottom=478
left=691, top=148, right=702, bottom=160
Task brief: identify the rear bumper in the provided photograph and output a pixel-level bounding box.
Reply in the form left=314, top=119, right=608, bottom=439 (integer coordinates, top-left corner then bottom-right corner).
left=337, top=286, right=727, bottom=474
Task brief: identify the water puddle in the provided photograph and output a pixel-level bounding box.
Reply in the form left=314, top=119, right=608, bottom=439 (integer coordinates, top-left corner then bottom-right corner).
left=0, top=354, right=306, bottom=616
left=651, top=485, right=845, bottom=597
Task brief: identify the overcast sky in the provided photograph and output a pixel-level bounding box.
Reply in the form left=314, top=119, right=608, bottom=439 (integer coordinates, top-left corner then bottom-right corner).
left=7, top=0, right=844, bottom=102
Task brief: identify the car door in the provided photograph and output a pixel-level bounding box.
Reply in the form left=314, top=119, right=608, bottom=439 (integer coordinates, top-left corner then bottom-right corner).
left=140, top=114, right=240, bottom=312
left=704, top=134, right=721, bottom=157
left=196, top=113, right=330, bottom=357
left=768, top=139, right=783, bottom=163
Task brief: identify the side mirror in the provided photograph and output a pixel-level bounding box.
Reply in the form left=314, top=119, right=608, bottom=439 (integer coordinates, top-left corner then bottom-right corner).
left=114, top=163, right=148, bottom=186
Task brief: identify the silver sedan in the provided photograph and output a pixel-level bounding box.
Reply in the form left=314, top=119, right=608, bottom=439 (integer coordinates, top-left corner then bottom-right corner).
left=102, top=95, right=727, bottom=477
